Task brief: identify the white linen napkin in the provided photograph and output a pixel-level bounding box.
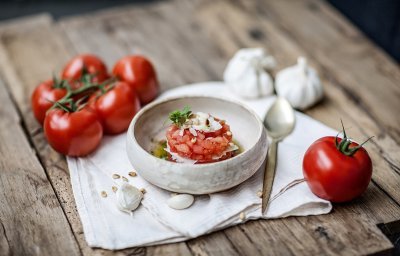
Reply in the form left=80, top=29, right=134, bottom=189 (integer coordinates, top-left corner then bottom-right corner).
left=67, top=82, right=335, bottom=249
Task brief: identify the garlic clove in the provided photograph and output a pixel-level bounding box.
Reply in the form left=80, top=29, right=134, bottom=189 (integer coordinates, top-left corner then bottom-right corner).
left=223, top=48, right=275, bottom=99
left=116, top=183, right=143, bottom=213
left=167, top=194, right=194, bottom=210
left=275, top=57, right=324, bottom=110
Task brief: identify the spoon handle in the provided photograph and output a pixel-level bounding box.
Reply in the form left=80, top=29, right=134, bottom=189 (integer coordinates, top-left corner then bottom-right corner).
left=261, top=140, right=278, bottom=214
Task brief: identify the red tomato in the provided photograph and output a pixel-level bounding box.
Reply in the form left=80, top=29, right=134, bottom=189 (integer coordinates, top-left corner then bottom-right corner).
left=88, top=81, right=141, bottom=134
left=44, top=108, right=103, bottom=156
left=62, top=54, right=109, bottom=83
left=112, top=55, right=159, bottom=104
left=303, top=136, right=372, bottom=202
left=31, top=80, right=67, bottom=124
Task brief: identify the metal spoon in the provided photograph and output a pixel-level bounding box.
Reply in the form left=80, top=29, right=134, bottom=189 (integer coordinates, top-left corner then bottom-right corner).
left=261, top=97, right=296, bottom=214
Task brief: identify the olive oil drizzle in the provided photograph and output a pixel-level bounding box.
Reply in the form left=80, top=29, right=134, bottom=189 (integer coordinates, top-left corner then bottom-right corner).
left=150, top=140, right=168, bottom=159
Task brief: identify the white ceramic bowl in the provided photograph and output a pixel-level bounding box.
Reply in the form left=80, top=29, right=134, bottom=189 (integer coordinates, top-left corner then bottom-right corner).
left=126, top=96, right=268, bottom=194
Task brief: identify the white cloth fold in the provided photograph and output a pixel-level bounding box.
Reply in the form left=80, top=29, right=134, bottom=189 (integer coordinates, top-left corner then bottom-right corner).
left=67, top=82, right=335, bottom=250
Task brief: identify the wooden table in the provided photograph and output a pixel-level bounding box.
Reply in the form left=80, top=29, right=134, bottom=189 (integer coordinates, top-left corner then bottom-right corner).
left=0, top=0, right=399, bottom=255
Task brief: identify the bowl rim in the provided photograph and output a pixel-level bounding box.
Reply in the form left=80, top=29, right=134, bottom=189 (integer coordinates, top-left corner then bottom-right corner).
left=127, top=95, right=265, bottom=167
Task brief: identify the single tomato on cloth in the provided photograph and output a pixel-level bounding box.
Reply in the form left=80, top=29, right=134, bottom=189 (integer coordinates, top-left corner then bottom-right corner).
left=44, top=107, right=103, bottom=157
left=62, top=54, right=109, bottom=83
left=88, top=81, right=141, bottom=134
left=112, top=55, right=159, bottom=104
left=31, top=79, right=68, bottom=124
left=303, top=122, right=373, bottom=202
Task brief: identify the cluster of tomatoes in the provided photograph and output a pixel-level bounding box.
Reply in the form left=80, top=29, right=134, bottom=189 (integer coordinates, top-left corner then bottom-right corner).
left=31, top=54, right=159, bottom=157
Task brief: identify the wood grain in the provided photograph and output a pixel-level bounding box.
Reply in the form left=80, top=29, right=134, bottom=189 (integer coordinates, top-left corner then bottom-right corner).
left=0, top=0, right=399, bottom=255
left=0, top=64, right=80, bottom=255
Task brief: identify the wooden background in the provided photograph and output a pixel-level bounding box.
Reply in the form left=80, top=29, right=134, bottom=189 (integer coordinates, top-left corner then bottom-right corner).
left=0, top=0, right=399, bottom=255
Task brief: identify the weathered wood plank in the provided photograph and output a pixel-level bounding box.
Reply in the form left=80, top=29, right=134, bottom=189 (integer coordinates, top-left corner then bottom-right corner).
left=1, top=0, right=399, bottom=255
left=0, top=13, right=52, bottom=36
left=146, top=243, right=192, bottom=256
left=186, top=232, right=240, bottom=256
left=0, top=63, right=80, bottom=255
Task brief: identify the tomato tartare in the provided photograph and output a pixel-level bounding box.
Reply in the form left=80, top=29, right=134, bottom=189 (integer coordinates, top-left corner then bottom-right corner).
left=158, top=106, right=239, bottom=164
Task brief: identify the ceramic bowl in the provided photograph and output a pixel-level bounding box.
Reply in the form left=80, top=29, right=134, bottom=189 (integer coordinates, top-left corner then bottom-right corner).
left=126, top=96, right=268, bottom=194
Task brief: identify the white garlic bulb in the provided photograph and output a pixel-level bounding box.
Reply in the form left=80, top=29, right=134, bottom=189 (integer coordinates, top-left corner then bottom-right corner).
left=116, top=183, right=143, bottom=213
left=275, top=57, right=324, bottom=110
left=223, top=48, right=275, bottom=99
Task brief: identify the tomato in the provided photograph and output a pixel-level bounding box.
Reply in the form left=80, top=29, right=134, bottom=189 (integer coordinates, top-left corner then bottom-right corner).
left=88, top=81, right=141, bottom=134
left=112, top=55, right=159, bottom=104
left=303, top=136, right=372, bottom=202
left=44, top=108, right=103, bottom=156
left=31, top=80, right=67, bottom=124
left=62, top=54, right=109, bottom=83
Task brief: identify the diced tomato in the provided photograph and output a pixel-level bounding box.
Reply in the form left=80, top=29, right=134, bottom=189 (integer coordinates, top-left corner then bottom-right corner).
left=166, top=119, right=235, bottom=163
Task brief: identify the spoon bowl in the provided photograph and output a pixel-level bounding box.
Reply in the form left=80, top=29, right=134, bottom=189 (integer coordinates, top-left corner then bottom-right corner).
left=264, top=97, right=296, bottom=139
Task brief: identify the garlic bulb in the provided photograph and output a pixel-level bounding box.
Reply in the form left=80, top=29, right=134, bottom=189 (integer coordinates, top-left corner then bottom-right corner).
left=116, top=183, right=143, bottom=213
left=223, top=48, right=275, bottom=99
left=275, top=57, right=324, bottom=110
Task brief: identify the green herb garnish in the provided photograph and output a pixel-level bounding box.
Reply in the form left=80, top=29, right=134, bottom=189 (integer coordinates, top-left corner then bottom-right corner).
left=169, top=106, right=192, bottom=127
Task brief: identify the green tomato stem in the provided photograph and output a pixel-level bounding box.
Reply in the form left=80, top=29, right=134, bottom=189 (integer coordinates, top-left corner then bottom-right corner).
left=335, top=119, right=373, bottom=156
left=50, top=73, right=117, bottom=113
